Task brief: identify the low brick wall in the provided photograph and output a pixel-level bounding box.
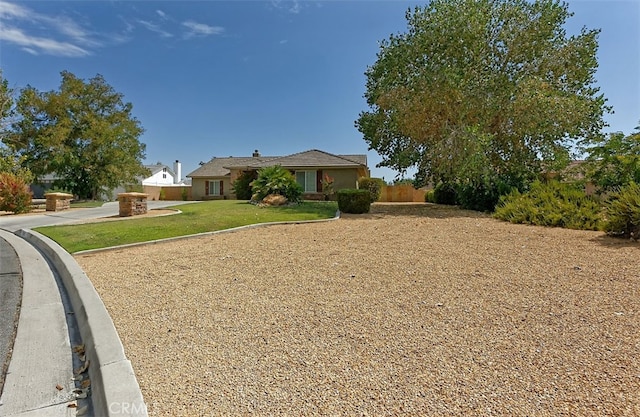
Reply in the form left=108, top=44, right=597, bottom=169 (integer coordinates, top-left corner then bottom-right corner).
left=117, top=192, right=148, bottom=217
left=44, top=192, right=73, bottom=212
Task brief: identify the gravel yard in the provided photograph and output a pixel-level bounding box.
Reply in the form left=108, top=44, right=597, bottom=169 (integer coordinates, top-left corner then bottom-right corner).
left=75, top=203, right=640, bottom=416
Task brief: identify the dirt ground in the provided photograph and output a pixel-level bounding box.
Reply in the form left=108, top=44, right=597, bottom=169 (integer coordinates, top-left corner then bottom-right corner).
left=75, top=203, right=639, bottom=416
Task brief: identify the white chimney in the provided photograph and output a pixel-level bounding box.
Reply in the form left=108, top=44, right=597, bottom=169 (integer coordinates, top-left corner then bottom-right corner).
left=173, top=160, right=181, bottom=184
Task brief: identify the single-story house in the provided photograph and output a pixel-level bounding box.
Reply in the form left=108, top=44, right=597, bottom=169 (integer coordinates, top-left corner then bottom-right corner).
left=187, top=149, right=370, bottom=200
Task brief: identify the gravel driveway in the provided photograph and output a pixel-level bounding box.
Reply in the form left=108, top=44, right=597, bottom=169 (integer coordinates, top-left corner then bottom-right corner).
left=75, top=204, right=639, bottom=416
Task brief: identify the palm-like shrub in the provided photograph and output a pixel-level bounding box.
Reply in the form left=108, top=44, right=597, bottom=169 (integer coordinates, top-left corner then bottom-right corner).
left=251, top=165, right=303, bottom=203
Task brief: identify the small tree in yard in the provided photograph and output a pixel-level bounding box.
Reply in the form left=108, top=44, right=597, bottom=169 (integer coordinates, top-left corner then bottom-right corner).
left=232, top=170, right=258, bottom=200
left=251, top=165, right=303, bottom=203
left=0, top=171, right=32, bottom=214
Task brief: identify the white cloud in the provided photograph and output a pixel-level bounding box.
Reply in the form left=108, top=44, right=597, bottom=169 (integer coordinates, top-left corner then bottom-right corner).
left=137, top=19, right=173, bottom=38
left=0, top=1, right=30, bottom=19
left=270, top=0, right=302, bottom=14
left=156, top=10, right=167, bottom=20
left=182, top=20, right=224, bottom=38
left=0, top=26, right=90, bottom=57
left=0, top=0, right=99, bottom=56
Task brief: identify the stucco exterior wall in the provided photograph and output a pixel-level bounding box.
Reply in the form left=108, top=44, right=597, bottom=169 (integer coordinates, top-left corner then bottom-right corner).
left=323, top=169, right=360, bottom=192
left=191, top=178, right=232, bottom=200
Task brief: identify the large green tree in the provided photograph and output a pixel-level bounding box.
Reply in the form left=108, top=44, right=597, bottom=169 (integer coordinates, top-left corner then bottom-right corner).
left=0, top=70, right=33, bottom=183
left=582, top=125, right=640, bottom=193
left=5, top=71, right=148, bottom=199
left=356, top=0, right=609, bottom=209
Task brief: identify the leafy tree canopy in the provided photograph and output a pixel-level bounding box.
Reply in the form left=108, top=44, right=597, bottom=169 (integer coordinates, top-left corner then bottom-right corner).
left=582, top=125, right=640, bottom=193
left=4, top=71, right=148, bottom=199
left=356, top=0, right=609, bottom=197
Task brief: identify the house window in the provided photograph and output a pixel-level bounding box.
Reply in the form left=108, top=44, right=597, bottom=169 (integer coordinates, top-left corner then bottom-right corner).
left=296, top=170, right=317, bottom=192
left=207, top=181, right=222, bottom=195
left=162, top=174, right=167, bottom=179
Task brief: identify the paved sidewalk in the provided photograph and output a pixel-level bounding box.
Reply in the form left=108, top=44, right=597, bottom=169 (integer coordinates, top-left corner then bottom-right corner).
left=0, top=201, right=190, bottom=416
left=0, top=230, right=79, bottom=416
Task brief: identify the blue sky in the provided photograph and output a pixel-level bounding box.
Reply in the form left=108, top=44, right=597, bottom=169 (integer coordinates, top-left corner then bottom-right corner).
left=1, top=1, right=638, bottom=182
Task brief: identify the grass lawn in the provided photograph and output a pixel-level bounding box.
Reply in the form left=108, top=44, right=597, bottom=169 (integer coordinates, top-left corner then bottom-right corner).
left=70, top=200, right=105, bottom=208
left=35, top=200, right=338, bottom=253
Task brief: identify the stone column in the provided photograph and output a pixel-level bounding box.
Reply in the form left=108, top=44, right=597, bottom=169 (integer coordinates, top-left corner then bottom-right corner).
left=117, top=193, right=148, bottom=217
left=44, top=192, right=74, bottom=212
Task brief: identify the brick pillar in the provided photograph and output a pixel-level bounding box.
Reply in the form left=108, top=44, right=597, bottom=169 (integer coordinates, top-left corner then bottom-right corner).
left=117, top=193, right=148, bottom=217
left=44, top=192, right=74, bottom=212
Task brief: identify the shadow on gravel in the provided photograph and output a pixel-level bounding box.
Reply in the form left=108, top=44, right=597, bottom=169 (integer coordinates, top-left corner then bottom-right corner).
left=341, top=203, right=492, bottom=220
left=589, top=234, right=640, bottom=249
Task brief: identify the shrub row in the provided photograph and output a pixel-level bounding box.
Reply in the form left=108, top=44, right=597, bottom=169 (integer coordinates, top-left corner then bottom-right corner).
left=493, top=181, right=603, bottom=230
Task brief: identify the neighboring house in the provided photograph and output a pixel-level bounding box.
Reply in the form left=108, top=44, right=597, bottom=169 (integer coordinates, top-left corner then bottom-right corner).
left=142, top=161, right=181, bottom=186
left=187, top=149, right=370, bottom=200
left=30, top=160, right=188, bottom=199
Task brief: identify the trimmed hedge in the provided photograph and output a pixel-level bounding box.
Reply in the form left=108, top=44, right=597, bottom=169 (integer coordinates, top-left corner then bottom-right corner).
left=358, top=177, right=384, bottom=203
left=337, top=189, right=371, bottom=214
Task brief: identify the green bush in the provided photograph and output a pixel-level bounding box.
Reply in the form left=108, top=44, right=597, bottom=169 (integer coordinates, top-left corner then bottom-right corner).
left=358, top=177, right=384, bottom=203
left=337, top=189, right=371, bottom=214
left=0, top=172, right=33, bottom=214
left=251, top=165, right=303, bottom=203
left=604, top=182, right=640, bottom=239
left=494, top=180, right=603, bottom=230
left=425, top=189, right=436, bottom=203
left=455, top=177, right=515, bottom=212
left=433, top=182, right=457, bottom=205
left=232, top=170, right=258, bottom=200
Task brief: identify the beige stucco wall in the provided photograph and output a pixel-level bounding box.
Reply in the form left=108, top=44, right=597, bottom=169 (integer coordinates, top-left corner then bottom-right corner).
left=190, top=177, right=232, bottom=200
left=190, top=167, right=368, bottom=201
left=322, top=169, right=360, bottom=192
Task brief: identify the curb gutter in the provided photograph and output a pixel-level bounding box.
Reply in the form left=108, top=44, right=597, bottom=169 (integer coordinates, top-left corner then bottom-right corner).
left=16, top=229, right=147, bottom=417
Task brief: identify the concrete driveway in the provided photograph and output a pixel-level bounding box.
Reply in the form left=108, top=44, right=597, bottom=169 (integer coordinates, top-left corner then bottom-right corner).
left=0, top=200, right=195, bottom=232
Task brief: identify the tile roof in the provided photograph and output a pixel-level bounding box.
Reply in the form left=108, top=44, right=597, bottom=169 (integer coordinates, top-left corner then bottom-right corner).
left=186, top=156, right=274, bottom=178
left=247, top=149, right=367, bottom=169
left=187, top=149, right=367, bottom=178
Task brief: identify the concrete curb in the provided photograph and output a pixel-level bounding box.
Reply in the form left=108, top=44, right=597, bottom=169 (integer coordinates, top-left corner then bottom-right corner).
left=74, top=210, right=342, bottom=255
left=15, top=229, right=147, bottom=417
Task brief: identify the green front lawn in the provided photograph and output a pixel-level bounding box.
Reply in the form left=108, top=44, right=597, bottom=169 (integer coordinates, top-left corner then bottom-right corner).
left=70, top=200, right=105, bottom=208
left=35, top=200, right=338, bottom=253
